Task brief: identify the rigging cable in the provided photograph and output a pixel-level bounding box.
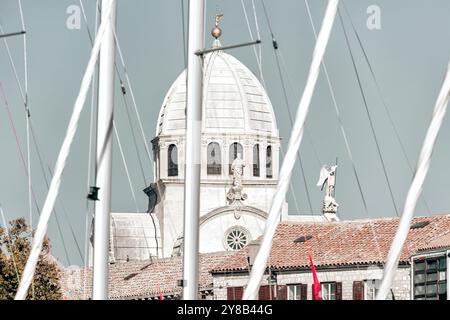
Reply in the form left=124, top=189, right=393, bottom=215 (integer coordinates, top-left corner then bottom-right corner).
left=0, top=20, right=76, bottom=266
left=18, top=0, right=34, bottom=298
left=248, top=0, right=314, bottom=213
left=81, top=1, right=162, bottom=259
left=29, top=118, right=85, bottom=262
left=304, top=0, right=383, bottom=265
left=240, top=0, right=265, bottom=86
left=81, top=0, right=152, bottom=181
left=17, top=0, right=32, bottom=233
left=0, top=204, right=21, bottom=284
left=340, top=1, right=432, bottom=215
left=78, top=0, right=100, bottom=298
left=377, top=59, right=450, bottom=300
left=113, top=121, right=140, bottom=213
left=302, top=0, right=369, bottom=213
left=338, top=9, right=399, bottom=217
left=0, top=82, right=72, bottom=266
left=243, top=0, right=339, bottom=299
left=257, top=1, right=332, bottom=285
left=181, top=0, right=187, bottom=68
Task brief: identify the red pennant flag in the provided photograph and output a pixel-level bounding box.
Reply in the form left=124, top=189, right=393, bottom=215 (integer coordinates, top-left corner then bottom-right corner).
left=159, top=287, right=164, bottom=300
left=309, top=253, right=323, bottom=300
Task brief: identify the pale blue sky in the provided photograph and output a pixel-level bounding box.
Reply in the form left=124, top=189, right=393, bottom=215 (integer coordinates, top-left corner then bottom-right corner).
left=1, top=0, right=450, bottom=266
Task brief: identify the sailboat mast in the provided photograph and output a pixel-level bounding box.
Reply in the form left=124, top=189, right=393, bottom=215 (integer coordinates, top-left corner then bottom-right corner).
left=92, top=0, right=117, bottom=300
left=182, top=0, right=205, bottom=300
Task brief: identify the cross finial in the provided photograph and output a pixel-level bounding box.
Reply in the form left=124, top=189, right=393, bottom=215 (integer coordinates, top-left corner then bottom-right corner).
left=214, top=14, right=223, bottom=27
left=211, top=14, right=223, bottom=40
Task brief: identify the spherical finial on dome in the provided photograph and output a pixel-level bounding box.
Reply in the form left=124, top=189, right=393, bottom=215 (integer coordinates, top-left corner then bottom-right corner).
left=211, top=26, right=222, bottom=39
left=211, top=14, right=223, bottom=39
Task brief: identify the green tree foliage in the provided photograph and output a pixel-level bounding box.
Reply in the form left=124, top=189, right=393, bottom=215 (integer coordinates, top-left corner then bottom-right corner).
left=0, top=218, right=62, bottom=300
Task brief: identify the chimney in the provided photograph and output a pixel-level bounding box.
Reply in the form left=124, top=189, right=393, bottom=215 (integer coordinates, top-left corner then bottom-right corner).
left=246, top=238, right=262, bottom=268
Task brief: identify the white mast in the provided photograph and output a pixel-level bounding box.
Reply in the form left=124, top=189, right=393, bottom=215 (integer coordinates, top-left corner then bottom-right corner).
left=242, top=0, right=339, bottom=300
left=182, top=0, right=205, bottom=300
left=92, top=0, right=117, bottom=300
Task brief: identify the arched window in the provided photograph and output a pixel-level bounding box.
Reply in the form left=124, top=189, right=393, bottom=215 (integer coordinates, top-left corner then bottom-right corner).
left=207, top=142, right=222, bottom=175
left=168, top=144, right=178, bottom=177
left=229, top=142, right=243, bottom=175
left=253, top=144, right=260, bottom=177
left=266, top=146, right=273, bottom=178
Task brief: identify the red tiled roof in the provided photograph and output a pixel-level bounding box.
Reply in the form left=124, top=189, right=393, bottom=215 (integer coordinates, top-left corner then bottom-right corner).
left=212, top=214, right=450, bottom=273
left=61, top=251, right=237, bottom=300
left=62, top=214, right=450, bottom=299
left=418, top=231, right=450, bottom=251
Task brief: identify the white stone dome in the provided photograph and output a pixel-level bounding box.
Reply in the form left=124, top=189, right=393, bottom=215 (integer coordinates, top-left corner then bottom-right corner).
left=156, top=50, right=278, bottom=137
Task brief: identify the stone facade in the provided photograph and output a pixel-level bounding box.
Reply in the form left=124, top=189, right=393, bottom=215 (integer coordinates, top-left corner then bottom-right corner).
left=212, top=265, right=411, bottom=300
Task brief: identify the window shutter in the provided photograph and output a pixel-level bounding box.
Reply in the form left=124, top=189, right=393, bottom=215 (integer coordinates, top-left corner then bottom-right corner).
left=227, top=287, right=243, bottom=300
left=311, top=284, right=316, bottom=300
left=352, top=281, right=364, bottom=300
left=335, top=282, right=343, bottom=300
left=258, top=285, right=272, bottom=300
left=301, top=284, right=308, bottom=300
left=277, top=285, right=287, bottom=300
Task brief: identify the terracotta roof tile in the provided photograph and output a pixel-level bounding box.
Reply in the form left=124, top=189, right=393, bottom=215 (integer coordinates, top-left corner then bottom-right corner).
left=62, top=214, right=450, bottom=299
left=418, top=231, right=450, bottom=251
left=61, top=251, right=237, bottom=300
left=212, top=214, right=450, bottom=272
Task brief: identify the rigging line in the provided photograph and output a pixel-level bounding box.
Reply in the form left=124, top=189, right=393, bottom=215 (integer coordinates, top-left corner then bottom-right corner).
left=18, top=0, right=32, bottom=235
left=304, top=0, right=383, bottom=264
left=259, top=2, right=330, bottom=286
left=181, top=0, right=187, bottom=68
left=113, top=121, right=140, bottom=213
left=0, top=24, right=26, bottom=106
left=83, top=0, right=99, bottom=298
left=338, top=10, right=399, bottom=217
left=260, top=0, right=323, bottom=168
left=42, top=166, right=85, bottom=264
left=279, top=146, right=303, bottom=215
left=277, top=51, right=322, bottom=168
left=251, top=0, right=263, bottom=80
left=17, top=0, right=27, bottom=103
left=86, top=3, right=163, bottom=260
left=111, top=26, right=154, bottom=170
left=119, top=84, right=148, bottom=186
left=0, top=83, right=72, bottom=266
left=377, top=59, right=450, bottom=300
left=247, top=1, right=315, bottom=212
left=303, top=0, right=369, bottom=214
left=259, top=0, right=316, bottom=213
left=275, top=50, right=313, bottom=213
left=240, top=0, right=265, bottom=86
left=340, top=2, right=432, bottom=215
left=28, top=131, right=72, bottom=267
left=243, top=0, right=339, bottom=300
left=0, top=204, right=20, bottom=284
left=81, top=0, right=154, bottom=177
left=15, top=2, right=114, bottom=299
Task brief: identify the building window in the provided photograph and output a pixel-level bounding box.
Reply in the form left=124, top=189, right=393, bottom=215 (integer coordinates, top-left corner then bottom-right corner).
left=414, top=256, right=447, bottom=300
left=253, top=144, right=260, bottom=177
left=207, top=142, right=221, bottom=175
left=229, top=142, right=243, bottom=175
left=266, top=146, right=273, bottom=178
left=364, top=280, right=379, bottom=300
left=287, top=284, right=307, bottom=300
left=168, top=144, right=178, bottom=177
left=320, top=282, right=342, bottom=300
left=321, top=282, right=336, bottom=300
left=224, top=226, right=249, bottom=251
